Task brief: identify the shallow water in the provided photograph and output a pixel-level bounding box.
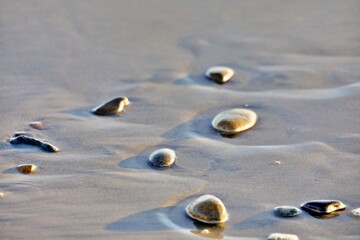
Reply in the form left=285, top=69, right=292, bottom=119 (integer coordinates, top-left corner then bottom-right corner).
left=1, top=1, right=360, bottom=239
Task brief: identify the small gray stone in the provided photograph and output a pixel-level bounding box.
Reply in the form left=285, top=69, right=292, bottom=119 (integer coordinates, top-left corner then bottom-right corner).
left=273, top=206, right=301, bottom=217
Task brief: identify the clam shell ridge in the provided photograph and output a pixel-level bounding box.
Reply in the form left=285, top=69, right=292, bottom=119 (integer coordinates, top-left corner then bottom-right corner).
left=92, top=97, right=130, bottom=116
left=212, top=108, right=257, bottom=135
left=186, top=194, right=229, bottom=224
left=148, top=148, right=176, bottom=167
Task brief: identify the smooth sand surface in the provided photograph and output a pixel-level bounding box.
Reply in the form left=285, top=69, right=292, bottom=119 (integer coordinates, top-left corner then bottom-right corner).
left=1, top=1, right=360, bottom=239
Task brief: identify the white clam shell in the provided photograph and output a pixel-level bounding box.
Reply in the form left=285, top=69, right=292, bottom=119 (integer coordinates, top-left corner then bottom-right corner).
left=268, top=233, right=299, bottom=240
left=205, top=66, right=234, bottom=83
left=212, top=108, right=257, bottom=135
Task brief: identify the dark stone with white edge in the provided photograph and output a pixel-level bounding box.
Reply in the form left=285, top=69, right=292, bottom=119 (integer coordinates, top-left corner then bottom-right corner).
left=92, top=97, right=130, bottom=116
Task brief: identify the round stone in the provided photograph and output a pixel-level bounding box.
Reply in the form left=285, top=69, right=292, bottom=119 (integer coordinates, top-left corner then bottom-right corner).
left=273, top=206, right=301, bottom=217
left=16, top=164, right=37, bottom=174
left=211, top=108, right=257, bottom=136
left=186, top=194, right=229, bottom=224
left=205, top=66, right=234, bottom=84
left=148, top=148, right=176, bottom=168
left=301, top=200, right=346, bottom=214
left=351, top=208, right=360, bottom=217
left=92, top=96, right=130, bottom=116
left=0, top=192, right=4, bottom=198
left=268, top=233, right=299, bottom=240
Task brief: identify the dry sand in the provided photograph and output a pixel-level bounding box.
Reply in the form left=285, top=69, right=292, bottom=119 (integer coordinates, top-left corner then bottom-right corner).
left=1, top=1, right=360, bottom=239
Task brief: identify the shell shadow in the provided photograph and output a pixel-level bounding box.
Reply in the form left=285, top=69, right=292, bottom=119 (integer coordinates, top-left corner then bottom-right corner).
left=105, top=203, right=229, bottom=239
left=105, top=205, right=192, bottom=233
left=105, top=207, right=173, bottom=232
left=163, top=117, right=219, bottom=140
left=61, top=106, right=95, bottom=118
left=235, top=211, right=301, bottom=231
left=3, top=167, right=19, bottom=174
left=301, top=209, right=345, bottom=220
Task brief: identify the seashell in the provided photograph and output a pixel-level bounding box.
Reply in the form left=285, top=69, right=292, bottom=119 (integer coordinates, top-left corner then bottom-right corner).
left=212, top=108, right=257, bottom=136
left=301, top=200, right=346, bottom=214
left=205, top=66, right=234, bottom=84
left=148, top=148, right=176, bottom=168
left=273, top=206, right=301, bottom=217
left=10, top=135, right=59, bottom=153
left=0, top=192, right=4, bottom=198
left=92, top=97, right=130, bottom=116
left=352, top=208, right=360, bottom=217
left=29, top=121, right=49, bottom=130
left=16, top=164, right=37, bottom=174
left=268, top=233, right=299, bottom=240
left=186, top=194, right=229, bottom=224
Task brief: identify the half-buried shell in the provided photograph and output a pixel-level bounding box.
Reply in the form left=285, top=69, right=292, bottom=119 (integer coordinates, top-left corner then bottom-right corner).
left=92, top=97, right=130, bottom=116
left=301, top=200, right=346, bottom=215
left=186, top=194, right=229, bottom=224
left=148, top=148, right=176, bottom=168
left=212, top=108, right=257, bottom=136
left=205, top=66, right=234, bottom=84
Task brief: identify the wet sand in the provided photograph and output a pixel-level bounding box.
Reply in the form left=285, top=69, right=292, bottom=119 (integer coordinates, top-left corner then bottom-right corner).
left=1, top=1, right=360, bottom=239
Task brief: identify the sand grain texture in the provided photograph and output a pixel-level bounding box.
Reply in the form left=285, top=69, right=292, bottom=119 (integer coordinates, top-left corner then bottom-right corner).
left=0, top=1, right=359, bottom=239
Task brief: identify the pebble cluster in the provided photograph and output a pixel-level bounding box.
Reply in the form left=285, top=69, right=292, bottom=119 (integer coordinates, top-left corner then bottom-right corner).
left=4, top=66, right=358, bottom=240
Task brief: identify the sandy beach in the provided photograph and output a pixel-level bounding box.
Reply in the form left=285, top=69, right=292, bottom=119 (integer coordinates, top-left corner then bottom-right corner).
left=1, top=1, right=360, bottom=239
